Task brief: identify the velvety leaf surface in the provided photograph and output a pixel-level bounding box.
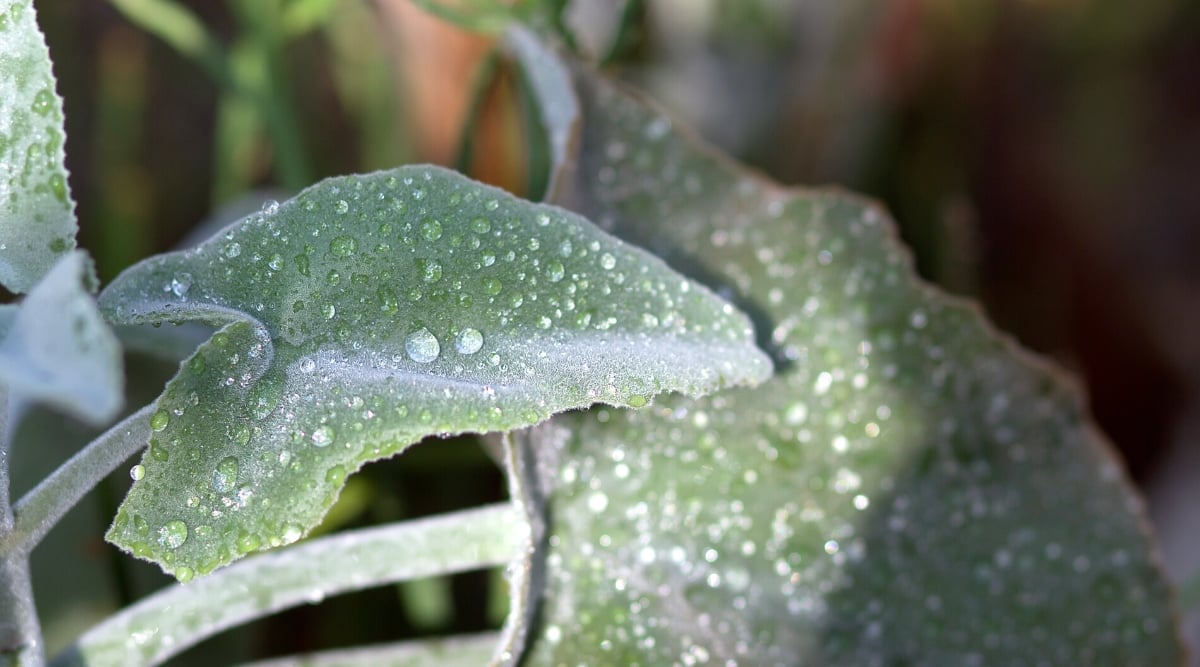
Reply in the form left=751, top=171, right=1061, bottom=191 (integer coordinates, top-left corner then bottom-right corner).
left=518, top=60, right=1182, bottom=665
left=0, top=0, right=77, bottom=293
left=0, top=251, right=121, bottom=423
left=98, top=165, right=770, bottom=578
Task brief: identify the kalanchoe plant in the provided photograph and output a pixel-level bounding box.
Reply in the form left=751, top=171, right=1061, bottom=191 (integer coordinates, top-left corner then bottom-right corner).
left=0, top=2, right=1185, bottom=667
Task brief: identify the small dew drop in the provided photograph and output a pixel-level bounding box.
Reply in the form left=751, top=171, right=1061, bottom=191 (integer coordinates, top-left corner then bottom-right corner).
left=483, top=278, right=502, bottom=296
left=330, top=235, right=357, bottom=257
left=170, top=273, right=192, bottom=298
left=421, top=219, right=443, bottom=241
left=311, top=426, right=335, bottom=448
left=546, top=260, right=565, bottom=283
left=225, top=242, right=242, bottom=259
left=405, top=328, right=440, bottom=363
left=129, top=464, right=146, bottom=481
left=262, top=199, right=280, bottom=215
left=455, top=328, right=484, bottom=355
left=600, top=252, right=617, bottom=270
left=334, top=199, right=349, bottom=214
left=471, top=217, right=491, bottom=233
left=150, top=410, right=170, bottom=432
left=298, top=357, right=316, bottom=373
left=212, top=456, right=239, bottom=492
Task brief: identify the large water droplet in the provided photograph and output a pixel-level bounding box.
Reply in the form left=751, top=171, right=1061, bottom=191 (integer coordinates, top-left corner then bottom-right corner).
left=212, top=456, right=239, bottom=492
left=471, top=217, right=491, bottom=233
left=150, top=410, right=170, bottom=432
left=334, top=199, right=349, bottom=214
left=129, top=464, right=146, bottom=481
left=261, top=199, right=280, bottom=215
left=455, top=328, right=484, bottom=355
left=483, top=278, right=502, bottom=296
left=158, top=520, right=189, bottom=549
left=406, top=328, right=440, bottom=363
left=311, top=425, right=335, bottom=447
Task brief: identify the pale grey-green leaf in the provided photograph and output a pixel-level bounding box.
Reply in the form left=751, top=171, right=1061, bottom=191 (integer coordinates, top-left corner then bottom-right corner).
left=519, top=56, right=1182, bottom=665
left=98, top=165, right=770, bottom=577
left=0, top=0, right=77, bottom=293
left=0, top=251, right=121, bottom=424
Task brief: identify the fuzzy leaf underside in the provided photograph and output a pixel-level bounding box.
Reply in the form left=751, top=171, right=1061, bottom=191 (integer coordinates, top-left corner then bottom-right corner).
left=0, top=251, right=121, bottom=423
left=516, top=47, right=1182, bottom=666
left=98, top=164, right=770, bottom=578
left=0, top=0, right=77, bottom=293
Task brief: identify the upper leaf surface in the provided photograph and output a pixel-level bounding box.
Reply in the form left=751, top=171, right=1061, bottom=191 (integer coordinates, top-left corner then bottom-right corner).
left=98, top=164, right=770, bottom=577
left=0, top=251, right=121, bottom=423
left=517, top=51, right=1182, bottom=665
left=0, top=0, right=77, bottom=293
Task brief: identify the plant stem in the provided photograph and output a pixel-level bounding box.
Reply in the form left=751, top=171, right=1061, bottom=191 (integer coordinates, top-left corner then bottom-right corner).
left=52, top=503, right=523, bottom=667
left=234, top=632, right=499, bottom=667
left=4, top=406, right=153, bottom=554
left=0, top=553, right=43, bottom=667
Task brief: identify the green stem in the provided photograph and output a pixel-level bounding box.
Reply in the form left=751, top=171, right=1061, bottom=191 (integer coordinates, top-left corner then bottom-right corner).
left=5, top=406, right=153, bottom=554
left=52, top=503, right=524, bottom=667
left=107, top=0, right=231, bottom=87
left=454, top=49, right=501, bottom=175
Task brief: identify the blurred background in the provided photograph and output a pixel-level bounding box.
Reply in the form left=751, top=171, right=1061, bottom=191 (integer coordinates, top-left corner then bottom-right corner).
left=16, top=0, right=1200, bottom=662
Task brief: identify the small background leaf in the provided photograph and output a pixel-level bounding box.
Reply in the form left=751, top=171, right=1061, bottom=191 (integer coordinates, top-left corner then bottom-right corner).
left=98, top=165, right=769, bottom=578
left=0, top=251, right=121, bottom=424
left=0, top=0, right=78, bottom=293
left=518, top=52, right=1183, bottom=665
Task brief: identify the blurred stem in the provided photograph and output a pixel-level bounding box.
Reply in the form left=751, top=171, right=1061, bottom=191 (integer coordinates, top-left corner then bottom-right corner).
left=4, top=406, right=153, bottom=555
left=107, top=0, right=231, bottom=87
left=53, top=503, right=525, bottom=667
left=454, top=49, right=501, bottom=175
left=230, top=0, right=313, bottom=191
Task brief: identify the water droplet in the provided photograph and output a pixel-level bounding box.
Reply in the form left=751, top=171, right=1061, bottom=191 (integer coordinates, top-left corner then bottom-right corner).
left=31, top=88, right=54, bottom=116
left=262, top=199, right=280, bottom=215
left=170, top=273, right=192, bottom=297
left=405, top=328, right=440, bottom=363
left=546, top=260, right=565, bottom=283
left=268, top=254, right=284, bottom=271
left=129, top=464, right=146, bottom=481
left=150, top=410, right=170, bottom=432
left=311, top=426, right=335, bottom=447
left=175, top=567, right=194, bottom=583
left=587, top=491, right=609, bottom=513
left=212, top=456, right=239, bottom=492
left=627, top=394, right=648, bottom=408
left=483, top=278, right=502, bottom=296
left=455, top=328, right=483, bottom=355
left=158, top=520, right=189, bottom=549
left=471, top=217, right=491, bottom=233
left=419, top=258, right=443, bottom=283
left=225, top=242, right=242, bottom=259
left=421, top=219, right=443, bottom=241
left=330, top=235, right=357, bottom=257
left=298, top=357, right=316, bottom=373
left=481, top=253, right=496, bottom=267
left=294, top=254, right=310, bottom=276
left=600, top=252, right=616, bottom=270
left=323, top=304, right=336, bottom=319
left=334, top=199, right=349, bottom=214
left=485, top=199, right=499, bottom=211
left=281, top=524, right=303, bottom=544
